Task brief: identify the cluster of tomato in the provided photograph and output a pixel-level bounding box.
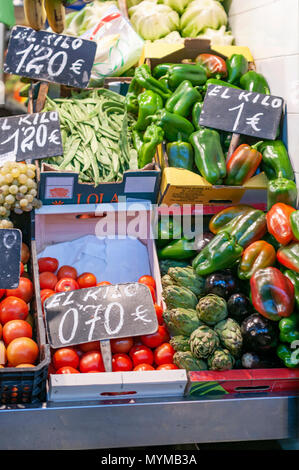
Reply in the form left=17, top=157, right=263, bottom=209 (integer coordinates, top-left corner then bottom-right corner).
left=38, top=257, right=177, bottom=374
left=0, top=243, right=39, bottom=368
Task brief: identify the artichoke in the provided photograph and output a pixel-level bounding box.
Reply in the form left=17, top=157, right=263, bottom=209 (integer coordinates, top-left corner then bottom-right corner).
left=168, top=266, right=205, bottom=296
left=162, top=285, right=198, bottom=310
left=159, top=259, right=190, bottom=277
left=207, top=348, right=235, bottom=371
left=214, top=318, right=243, bottom=357
left=163, top=308, right=202, bottom=336
left=162, top=310, right=182, bottom=336
left=161, top=274, right=174, bottom=289
left=173, top=351, right=207, bottom=371
left=196, top=294, right=228, bottom=326
left=170, top=335, right=191, bottom=352
left=189, top=325, right=220, bottom=359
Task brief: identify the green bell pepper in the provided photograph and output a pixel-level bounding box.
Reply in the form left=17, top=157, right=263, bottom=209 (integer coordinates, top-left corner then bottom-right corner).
left=138, top=124, right=164, bottom=169
left=279, top=313, right=299, bottom=344
left=192, top=231, right=243, bottom=276
left=277, top=343, right=299, bottom=368
left=158, top=237, right=197, bottom=260
left=192, top=102, right=203, bottom=130
left=134, top=64, right=172, bottom=101
left=150, top=108, right=194, bottom=142
left=239, top=71, right=271, bottom=94
left=290, top=211, right=299, bottom=241
left=166, top=63, right=207, bottom=90
left=157, top=216, right=182, bottom=248
left=189, top=127, right=226, bottom=184
left=125, top=78, right=142, bottom=115
left=226, top=54, right=248, bottom=85
left=284, top=269, right=299, bottom=309
left=134, top=90, right=163, bottom=131
left=152, top=63, right=173, bottom=79
left=258, top=140, right=295, bottom=181
left=267, top=177, right=298, bottom=210
left=166, top=140, right=194, bottom=171
left=165, top=80, right=201, bottom=118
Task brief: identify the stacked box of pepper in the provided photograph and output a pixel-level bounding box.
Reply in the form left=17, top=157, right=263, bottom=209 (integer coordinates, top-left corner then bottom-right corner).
left=156, top=198, right=299, bottom=371
left=125, top=52, right=295, bottom=209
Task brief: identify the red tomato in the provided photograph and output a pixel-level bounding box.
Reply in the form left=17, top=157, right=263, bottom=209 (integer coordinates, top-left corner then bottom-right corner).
left=7, top=337, right=39, bottom=366
left=154, top=343, right=175, bottom=366
left=57, top=265, right=78, bottom=281
left=96, top=281, right=111, bottom=286
left=77, top=273, right=97, bottom=289
left=156, top=363, right=178, bottom=370
left=148, top=286, right=156, bottom=303
left=0, top=297, right=29, bottom=325
left=133, top=363, right=155, bottom=371
left=111, top=337, right=134, bottom=354
left=55, top=278, right=80, bottom=292
left=2, top=319, right=32, bottom=345
left=112, top=353, right=133, bottom=372
left=39, top=272, right=58, bottom=290
left=21, top=243, right=30, bottom=264
left=0, top=324, right=2, bottom=339
left=129, top=344, right=154, bottom=367
left=141, top=325, right=169, bottom=349
left=38, top=257, right=59, bottom=273
left=56, top=366, right=80, bottom=374
left=15, top=363, right=35, bottom=368
left=78, top=341, right=101, bottom=352
left=0, top=290, right=4, bottom=301
left=154, top=304, right=164, bottom=325
left=79, top=350, right=105, bottom=373
left=53, top=347, right=80, bottom=370
left=138, top=275, right=156, bottom=290
left=40, top=289, right=55, bottom=307
left=20, top=262, right=24, bottom=276
left=6, top=277, right=34, bottom=304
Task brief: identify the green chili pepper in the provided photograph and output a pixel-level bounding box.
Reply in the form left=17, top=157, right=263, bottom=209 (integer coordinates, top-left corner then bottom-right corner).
left=132, top=129, right=144, bottom=154
left=158, top=237, right=197, bottom=260
left=134, top=64, right=172, bottom=101
left=138, top=124, right=164, bottom=168
left=290, top=211, right=299, bottom=241
left=134, top=90, right=163, bottom=131
left=152, top=63, right=173, bottom=79
left=284, top=269, right=299, bottom=309
left=279, top=313, right=299, bottom=344
left=205, top=78, right=242, bottom=90
left=166, top=63, right=207, bottom=90
left=192, top=102, right=203, bottom=130
left=277, top=343, right=299, bottom=368
left=125, top=78, right=142, bottom=115
left=240, top=71, right=271, bottom=94
left=165, top=80, right=201, bottom=118
left=226, top=54, right=248, bottom=85
left=157, top=216, right=182, bottom=248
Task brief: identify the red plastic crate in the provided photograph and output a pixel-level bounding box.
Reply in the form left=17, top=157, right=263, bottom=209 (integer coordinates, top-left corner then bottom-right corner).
left=186, top=368, right=299, bottom=396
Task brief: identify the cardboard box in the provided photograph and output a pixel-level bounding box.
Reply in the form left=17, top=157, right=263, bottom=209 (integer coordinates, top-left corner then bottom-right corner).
left=33, top=80, right=161, bottom=206
left=33, top=202, right=188, bottom=401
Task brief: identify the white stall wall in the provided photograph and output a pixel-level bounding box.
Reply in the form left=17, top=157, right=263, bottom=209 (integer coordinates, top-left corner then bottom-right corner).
left=225, top=0, right=299, bottom=176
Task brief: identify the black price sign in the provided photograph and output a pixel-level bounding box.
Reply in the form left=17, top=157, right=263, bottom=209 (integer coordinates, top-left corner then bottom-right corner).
left=199, top=84, right=284, bottom=140
left=4, top=26, right=97, bottom=89
left=44, top=283, right=158, bottom=349
left=0, top=229, right=22, bottom=289
left=0, top=111, right=63, bottom=163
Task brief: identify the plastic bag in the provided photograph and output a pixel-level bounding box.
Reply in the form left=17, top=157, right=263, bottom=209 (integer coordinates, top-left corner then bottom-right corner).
left=79, top=4, right=144, bottom=80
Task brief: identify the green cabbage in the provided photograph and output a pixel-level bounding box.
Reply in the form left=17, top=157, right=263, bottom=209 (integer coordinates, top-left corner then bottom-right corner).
left=180, top=0, right=227, bottom=38
left=197, top=25, right=234, bottom=45
left=150, top=31, right=184, bottom=44
left=129, top=0, right=180, bottom=40
left=159, top=0, right=192, bottom=14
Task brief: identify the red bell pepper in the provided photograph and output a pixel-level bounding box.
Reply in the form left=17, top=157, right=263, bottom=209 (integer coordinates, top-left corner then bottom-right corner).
left=225, top=143, right=262, bottom=186
left=250, top=267, right=295, bottom=321
left=238, top=240, right=276, bottom=280
left=196, top=53, right=227, bottom=79
left=266, top=203, right=296, bottom=245
left=277, top=242, right=299, bottom=273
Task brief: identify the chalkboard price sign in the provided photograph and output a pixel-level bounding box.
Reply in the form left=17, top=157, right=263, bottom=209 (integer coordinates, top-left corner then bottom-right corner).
left=199, top=84, right=284, bottom=140
left=0, top=229, right=22, bottom=289
left=0, top=111, right=63, bottom=162
left=4, top=26, right=97, bottom=89
left=44, top=282, right=159, bottom=349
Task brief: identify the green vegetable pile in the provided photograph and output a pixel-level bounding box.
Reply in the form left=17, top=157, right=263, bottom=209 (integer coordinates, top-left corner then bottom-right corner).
left=43, top=88, right=138, bottom=186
